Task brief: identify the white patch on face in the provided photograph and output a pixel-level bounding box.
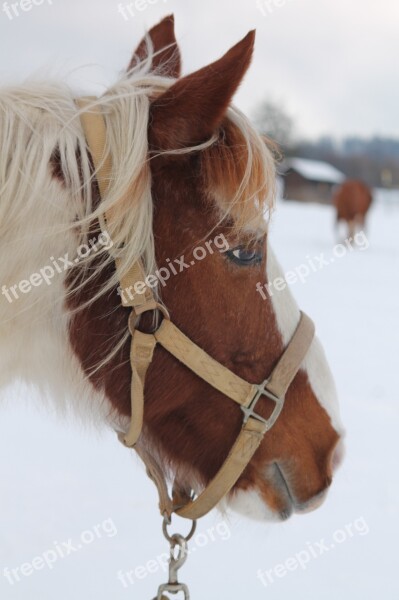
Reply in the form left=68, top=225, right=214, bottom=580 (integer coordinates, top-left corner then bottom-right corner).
left=224, top=489, right=281, bottom=522
left=266, top=245, right=344, bottom=435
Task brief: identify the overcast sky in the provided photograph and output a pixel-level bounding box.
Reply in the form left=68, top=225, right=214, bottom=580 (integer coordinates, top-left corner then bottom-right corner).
left=1, top=0, right=398, bottom=139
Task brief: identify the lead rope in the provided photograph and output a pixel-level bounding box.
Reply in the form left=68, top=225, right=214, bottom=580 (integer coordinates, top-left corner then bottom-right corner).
left=133, top=445, right=196, bottom=599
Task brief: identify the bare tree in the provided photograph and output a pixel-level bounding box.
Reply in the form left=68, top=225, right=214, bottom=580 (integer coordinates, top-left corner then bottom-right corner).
left=253, top=100, right=294, bottom=149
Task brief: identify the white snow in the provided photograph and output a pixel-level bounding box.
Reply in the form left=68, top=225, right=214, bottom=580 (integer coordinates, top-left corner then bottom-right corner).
left=1, top=193, right=398, bottom=600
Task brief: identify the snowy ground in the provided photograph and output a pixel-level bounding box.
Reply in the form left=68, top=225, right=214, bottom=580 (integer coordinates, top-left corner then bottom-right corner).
left=1, top=194, right=398, bottom=600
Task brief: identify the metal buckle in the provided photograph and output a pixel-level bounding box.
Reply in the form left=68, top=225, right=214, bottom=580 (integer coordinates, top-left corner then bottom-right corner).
left=241, top=379, right=285, bottom=431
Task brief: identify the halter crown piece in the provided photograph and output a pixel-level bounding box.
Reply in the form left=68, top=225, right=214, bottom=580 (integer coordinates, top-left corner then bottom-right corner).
left=76, top=97, right=315, bottom=522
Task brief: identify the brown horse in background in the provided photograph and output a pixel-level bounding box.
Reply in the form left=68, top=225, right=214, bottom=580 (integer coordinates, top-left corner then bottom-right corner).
left=334, top=180, right=373, bottom=239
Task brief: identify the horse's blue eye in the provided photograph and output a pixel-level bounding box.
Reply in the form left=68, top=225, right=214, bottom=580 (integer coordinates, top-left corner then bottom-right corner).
left=226, top=246, right=262, bottom=266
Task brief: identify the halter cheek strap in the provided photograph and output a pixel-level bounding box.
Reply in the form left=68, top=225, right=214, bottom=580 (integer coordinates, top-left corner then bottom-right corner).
left=142, top=312, right=314, bottom=520
left=76, top=97, right=315, bottom=521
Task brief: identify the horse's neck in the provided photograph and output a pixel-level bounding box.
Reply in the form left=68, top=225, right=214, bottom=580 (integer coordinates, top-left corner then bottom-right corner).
left=0, top=175, right=111, bottom=424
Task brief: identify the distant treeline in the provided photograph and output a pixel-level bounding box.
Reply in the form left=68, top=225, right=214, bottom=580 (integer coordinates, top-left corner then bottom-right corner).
left=287, top=136, right=399, bottom=188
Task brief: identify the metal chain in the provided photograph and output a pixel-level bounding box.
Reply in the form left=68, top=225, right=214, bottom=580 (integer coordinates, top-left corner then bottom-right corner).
left=152, top=516, right=197, bottom=600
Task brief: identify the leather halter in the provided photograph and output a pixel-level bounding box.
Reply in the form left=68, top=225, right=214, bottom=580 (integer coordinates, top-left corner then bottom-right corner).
left=76, top=97, right=315, bottom=521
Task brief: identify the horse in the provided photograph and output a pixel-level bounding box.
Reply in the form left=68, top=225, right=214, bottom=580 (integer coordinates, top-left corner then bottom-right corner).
left=334, top=179, right=373, bottom=239
left=0, top=13, right=344, bottom=549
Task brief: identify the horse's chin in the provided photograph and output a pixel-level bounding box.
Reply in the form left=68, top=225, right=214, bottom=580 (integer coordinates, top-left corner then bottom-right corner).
left=225, top=488, right=294, bottom=522
left=225, top=464, right=329, bottom=522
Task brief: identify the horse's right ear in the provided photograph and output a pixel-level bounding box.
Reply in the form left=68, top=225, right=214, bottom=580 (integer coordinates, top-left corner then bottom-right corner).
left=149, top=31, right=255, bottom=153
left=128, top=14, right=181, bottom=78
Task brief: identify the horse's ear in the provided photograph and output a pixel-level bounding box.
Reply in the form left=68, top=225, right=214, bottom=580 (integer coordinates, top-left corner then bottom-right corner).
left=149, top=31, right=255, bottom=152
left=128, top=14, right=181, bottom=78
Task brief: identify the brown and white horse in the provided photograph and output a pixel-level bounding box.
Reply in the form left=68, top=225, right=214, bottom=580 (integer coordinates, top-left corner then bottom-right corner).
left=334, top=179, right=373, bottom=240
left=0, top=16, right=343, bottom=522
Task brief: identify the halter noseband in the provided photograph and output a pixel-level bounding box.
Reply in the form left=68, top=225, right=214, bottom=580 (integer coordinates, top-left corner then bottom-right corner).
left=76, top=97, right=315, bottom=521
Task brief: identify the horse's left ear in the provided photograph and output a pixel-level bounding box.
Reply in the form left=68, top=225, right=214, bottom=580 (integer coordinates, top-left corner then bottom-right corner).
left=128, top=14, right=181, bottom=78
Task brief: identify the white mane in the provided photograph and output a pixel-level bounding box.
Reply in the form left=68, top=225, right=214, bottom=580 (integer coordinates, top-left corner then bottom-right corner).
left=0, top=65, right=169, bottom=420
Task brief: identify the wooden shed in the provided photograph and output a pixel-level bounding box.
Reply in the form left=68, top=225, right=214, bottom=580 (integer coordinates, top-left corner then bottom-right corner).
left=282, top=158, right=345, bottom=204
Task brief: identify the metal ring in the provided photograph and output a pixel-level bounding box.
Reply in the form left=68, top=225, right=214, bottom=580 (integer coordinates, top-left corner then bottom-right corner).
left=130, top=304, right=170, bottom=336
left=162, top=516, right=197, bottom=544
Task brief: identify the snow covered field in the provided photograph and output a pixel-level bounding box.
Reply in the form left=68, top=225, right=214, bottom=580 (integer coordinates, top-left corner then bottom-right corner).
left=1, top=195, right=398, bottom=600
